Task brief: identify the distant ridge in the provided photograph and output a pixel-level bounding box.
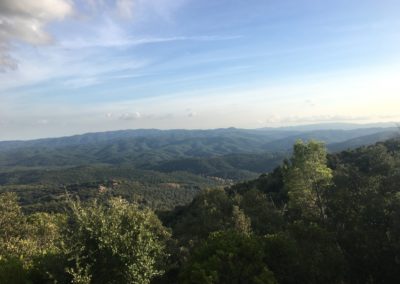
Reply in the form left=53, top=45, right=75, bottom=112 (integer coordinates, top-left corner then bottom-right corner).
left=0, top=122, right=397, bottom=143
left=0, top=123, right=398, bottom=184
left=0, top=124, right=397, bottom=170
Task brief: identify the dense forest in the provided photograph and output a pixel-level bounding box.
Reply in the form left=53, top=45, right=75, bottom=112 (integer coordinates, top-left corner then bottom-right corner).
left=1, top=137, right=399, bottom=283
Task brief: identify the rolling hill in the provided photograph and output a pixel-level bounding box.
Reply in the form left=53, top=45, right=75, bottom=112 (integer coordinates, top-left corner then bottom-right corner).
left=0, top=124, right=397, bottom=212
left=0, top=125, right=397, bottom=169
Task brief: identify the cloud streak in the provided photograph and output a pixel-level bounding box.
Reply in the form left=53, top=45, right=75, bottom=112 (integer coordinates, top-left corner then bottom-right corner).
left=61, top=34, right=241, bottom=49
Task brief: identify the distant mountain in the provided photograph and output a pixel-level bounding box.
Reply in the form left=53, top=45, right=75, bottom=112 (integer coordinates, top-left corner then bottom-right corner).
left=0, top=126, right=396, bottom=170
left=328, top=130, right=399, bottom=152
left=261, top=128, right=397, bottom=152
left=0, top=128, right=293, bottom=152
left=0, top=125, right=398, bottom=212
left=0, top=125, right=396, bottom=184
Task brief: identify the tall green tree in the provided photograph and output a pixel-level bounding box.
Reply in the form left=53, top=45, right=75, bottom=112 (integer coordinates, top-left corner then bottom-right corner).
left=284, top=140, right=332, bottom=221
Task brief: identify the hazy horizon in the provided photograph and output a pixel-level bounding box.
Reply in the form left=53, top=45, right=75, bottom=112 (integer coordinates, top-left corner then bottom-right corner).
left=1, top=0, right=400, bottom=140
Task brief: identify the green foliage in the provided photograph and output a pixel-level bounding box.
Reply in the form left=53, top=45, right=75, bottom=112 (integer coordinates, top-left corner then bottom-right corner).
left=168, top=188, right=250, bottom=244
left=229, top=166, right=287, bottom=206
left=231, top=205, right=252, bottom=235
left=0, top=166, right=224, bottom=213
left=287, top=222, right=345, bottom=284
left=0, top=193, right=67, bottom=283
left=284, top=140, right=332, bottom=221
left=179, top=231, right=277, bottom=284
left=64, top=197, right=170, bottom=284
left=0, top=192, right=26, bottom=256
left=224, top=139, right=400, bottom=283
left=263, top=223, right=345, bottom=284
left=239, top=189, right=283, bottom=235
left=0, top=257, right=28, bottom=284
left=1, top=138, right=400, bottom=283
left=326, top=141, right=400, bottom=283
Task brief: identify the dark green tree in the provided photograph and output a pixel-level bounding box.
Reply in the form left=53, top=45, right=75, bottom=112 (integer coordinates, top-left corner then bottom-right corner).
left=263, top=223, right=345, bottom=284
left=179, top=231, right=276, bottom=284
left=170, top=188, right=240, bottom=244
left=239, top=189, right=283, bottom=235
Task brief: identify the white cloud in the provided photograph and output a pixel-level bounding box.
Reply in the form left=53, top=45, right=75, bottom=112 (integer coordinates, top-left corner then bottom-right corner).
left=119, top=112, right=141, bottom=120
left=0, top=0, right=74, bottom=71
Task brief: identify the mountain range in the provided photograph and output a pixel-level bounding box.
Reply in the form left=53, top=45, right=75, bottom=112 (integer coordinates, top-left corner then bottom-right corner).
left=0, top=123, right=397, bottom=177
left=0, top=123, right=397, bottom=211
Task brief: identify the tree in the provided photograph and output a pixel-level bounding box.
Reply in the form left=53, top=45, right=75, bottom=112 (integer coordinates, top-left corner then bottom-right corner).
left=326, top=142, right=400, bottom=283
left=64, top=197, right=170, bottom=284
left=0, top=192, right=26, bottom=257
left=157, top=189, right=254, bottom=283
left=171, top=188, right=238, bottom=244
left=27, top=212, right=68, bottom=284
left=263, top=223, right=345, bottom=284
left=239, top=189, right=283, bottom=235
left=231, top=205, right=252, bottom=235
left=0, top=192, right=39, bottom=274
left=0, top=193, right=66, bottom=284
left=179, top=231, right=277, bottom=284
left=284, top=140, right=332, bottom=221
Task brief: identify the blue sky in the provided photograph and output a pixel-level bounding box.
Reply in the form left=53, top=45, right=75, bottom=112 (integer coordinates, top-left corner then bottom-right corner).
left=0, top=0, right=400, bottom=140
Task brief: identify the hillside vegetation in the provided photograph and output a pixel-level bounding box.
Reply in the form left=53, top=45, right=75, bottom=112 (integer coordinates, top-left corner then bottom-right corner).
left=0, top=126, right=397, bottom=213
left=1, top=137, right=400, bottom=283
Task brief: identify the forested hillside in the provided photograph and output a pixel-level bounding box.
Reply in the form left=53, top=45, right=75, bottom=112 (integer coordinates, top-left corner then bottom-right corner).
left=1, top=138, right=399, bottom=283
left=0, top=126, right=396, bottom=214
left=0, top=127, right=396, bottom=168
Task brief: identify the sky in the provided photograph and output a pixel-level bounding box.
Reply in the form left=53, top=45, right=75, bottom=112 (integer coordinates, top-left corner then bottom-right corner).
left=0, top=0, right=400, bottom=140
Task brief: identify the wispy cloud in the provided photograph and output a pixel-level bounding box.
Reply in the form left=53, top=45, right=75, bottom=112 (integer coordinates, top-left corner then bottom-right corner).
left=0, top=0, right=239, bottom=92
left=61, top=34, right=241, bottom=49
